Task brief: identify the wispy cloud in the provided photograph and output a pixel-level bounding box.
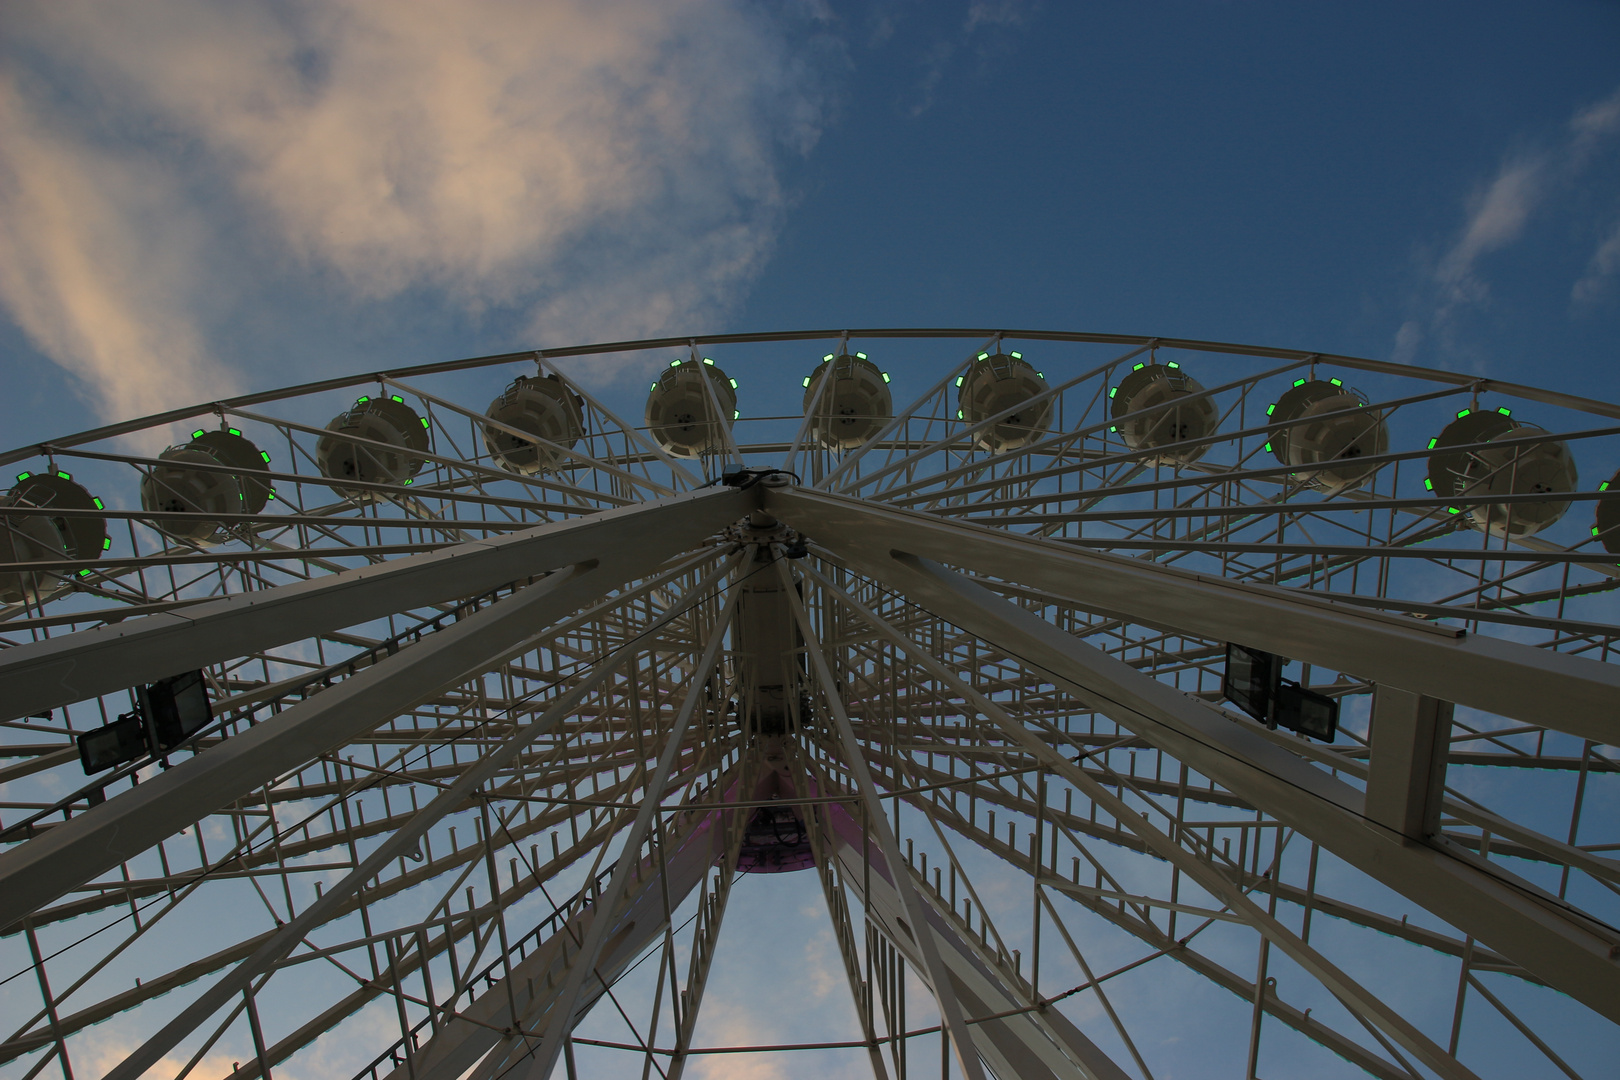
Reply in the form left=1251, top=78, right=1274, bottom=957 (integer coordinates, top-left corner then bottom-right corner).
left=1431, top=157, right=1544, bottom=308
left=0, top=74, right=237, bottom=421
left=1573, top=219, right=1620, bottom=304
left=905, top=0, right=1040, bottom=116
left=1393, top=85, right=1620, bottom=363
left=1569, top=86, right=1620, bottom=158
left=0, top=0, right=840, bottom=419
left=1568, top=88, right=1620, bottom=306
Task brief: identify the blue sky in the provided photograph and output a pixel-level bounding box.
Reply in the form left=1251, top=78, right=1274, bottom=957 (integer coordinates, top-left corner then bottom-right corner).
left=748, top=2, right=1620, bottom=367
left=3, top=3, right=1620, bottom=1079
left=2, top=1, right=1619, bottom=443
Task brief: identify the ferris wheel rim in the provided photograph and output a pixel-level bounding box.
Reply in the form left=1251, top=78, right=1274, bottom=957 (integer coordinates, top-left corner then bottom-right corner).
left=7, top=326, right=1619, bottom=470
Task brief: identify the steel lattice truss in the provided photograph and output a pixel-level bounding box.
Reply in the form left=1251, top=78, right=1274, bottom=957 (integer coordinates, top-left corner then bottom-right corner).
left=0, top=329, right=1617, bottom=1080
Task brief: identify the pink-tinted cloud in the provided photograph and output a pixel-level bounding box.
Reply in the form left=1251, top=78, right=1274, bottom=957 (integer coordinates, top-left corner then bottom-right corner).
left=0, top=75, right=236, bottom=422
left=76, top=1031, right=257, bottom=1080
left=0, top=0, right=837, bottom=418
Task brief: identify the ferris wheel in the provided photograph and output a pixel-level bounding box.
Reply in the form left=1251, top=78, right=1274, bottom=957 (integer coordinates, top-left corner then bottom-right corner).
left=0, top=328, right=1616, bottom=1080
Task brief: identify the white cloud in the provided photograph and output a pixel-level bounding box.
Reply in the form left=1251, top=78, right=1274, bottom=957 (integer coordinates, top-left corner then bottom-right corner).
left=1394, top=83, right=1620, bottom=361
left=800, top=916, right=844, bottom=1000
left=1568, top=85, right=1620, bottom=157
left=77, top=1031, right=258, bottom=1080
left=1433, top=157, right=1543, bottom=305
left=1390, top=317, right=1424, bottom=366
left=72, top=1003, right=399, bottom=1080
left=0, top=78, right=237, bottom=423
left=0, top=0, right=838, bottom=419
left=905, top=0, right=1039, bottom=116
left=1573, top=218, right=1620, bottom=304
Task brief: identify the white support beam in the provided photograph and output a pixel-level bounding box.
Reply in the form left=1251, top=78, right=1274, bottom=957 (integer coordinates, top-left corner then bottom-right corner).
left=801, top=815, right=895, bottom=1080
left=0, top=563, right=606, bottom=937
left=803, top=538, right=1620, bottom=1039
left=392, top=792, right=730, bottom=1080
left=0, top=486, right=751, bottom=722
left=99, top=554, right=740, bottom=1080
left=831, top=834, right=1126, bottom=1080
left=664, top=755, right=760, bottom=1080
left=804, top=559, right=1481, bottom=1079
left=777, top=557, right=992, bottom=1080
left=763, top=487, right=1620, bottom=747
left=1367, top=688, right=1452, bottom=842
left=0, top=495, right=744, bottom=936
left=514, top=567, right=744, bottom=1080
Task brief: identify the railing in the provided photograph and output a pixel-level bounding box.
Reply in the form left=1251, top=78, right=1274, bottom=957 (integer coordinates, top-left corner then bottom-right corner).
left=346, top=798, right=728, bottom=1080
left=347, top=860, right=617, bottom=1080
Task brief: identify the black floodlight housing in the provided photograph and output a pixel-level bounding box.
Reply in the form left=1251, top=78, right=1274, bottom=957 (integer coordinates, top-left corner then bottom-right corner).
left=78, top=713, right=149, bottom=773
left=1276, top=681, right=1340, bottom=742
left=1223, top=643, right=1339, bottom=741
left=1223, top=643, right=1281, bottom=724
left=138, top=669, right=213, bottom=752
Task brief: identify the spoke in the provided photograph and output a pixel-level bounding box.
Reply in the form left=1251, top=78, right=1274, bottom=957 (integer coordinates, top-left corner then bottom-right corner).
left=514, top=558, right=744, bottom=1080
left=806, top=557, right=1487, bottom=1079
left=779, top=555, right=991, bottom=1080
